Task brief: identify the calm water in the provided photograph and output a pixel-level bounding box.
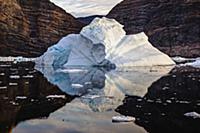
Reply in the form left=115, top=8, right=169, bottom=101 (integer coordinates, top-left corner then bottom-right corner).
left=0, top=62, right=199, bottom=133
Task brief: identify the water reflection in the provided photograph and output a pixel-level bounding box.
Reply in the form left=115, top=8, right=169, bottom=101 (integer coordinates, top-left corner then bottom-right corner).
left=35, top=65, right=106, bottom=96
left=0, top=62, right=178, bottom=133
left=0, top=62, right=74, bottom=133
left=116, top=66, right=200, bottom=133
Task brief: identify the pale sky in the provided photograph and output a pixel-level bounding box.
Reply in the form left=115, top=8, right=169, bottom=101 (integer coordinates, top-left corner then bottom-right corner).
left=50, top=0, right=123, bottom=18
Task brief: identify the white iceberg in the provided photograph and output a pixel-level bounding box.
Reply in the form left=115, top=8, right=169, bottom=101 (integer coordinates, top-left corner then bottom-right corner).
left=36, top=17, right=175, bottom=67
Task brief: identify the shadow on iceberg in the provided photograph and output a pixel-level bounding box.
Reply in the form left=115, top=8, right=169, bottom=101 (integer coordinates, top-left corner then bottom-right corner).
left=115, top=66, right=200, bottom=133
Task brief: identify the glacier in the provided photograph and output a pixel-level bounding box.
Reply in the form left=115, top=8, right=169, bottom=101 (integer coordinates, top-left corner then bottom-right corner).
left=36, top=17, right=175, bottom=67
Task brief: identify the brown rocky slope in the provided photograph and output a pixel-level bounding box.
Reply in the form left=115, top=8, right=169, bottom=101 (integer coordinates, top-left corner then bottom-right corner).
left=107, top=0, right=200, bottom=57
left=0, top=0, right=84, bottom=57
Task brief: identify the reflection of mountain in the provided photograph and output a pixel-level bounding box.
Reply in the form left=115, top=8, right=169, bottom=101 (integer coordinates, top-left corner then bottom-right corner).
left=0, top=63, right=74, bottom=133
left=116, top=66, right=200, bottom=133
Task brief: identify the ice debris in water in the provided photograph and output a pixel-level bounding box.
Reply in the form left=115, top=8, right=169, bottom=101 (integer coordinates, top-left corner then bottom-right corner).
left=182, top=58, right=200, bottom=68
left=36, top=17, right=175, bottom=67
left=0, top=56, right=35, bottom=63
left=112, top=115, right=135, bottom=123
left=46, top=95, right=66, bottom=99
left=184, top=112, right=200, bottom=119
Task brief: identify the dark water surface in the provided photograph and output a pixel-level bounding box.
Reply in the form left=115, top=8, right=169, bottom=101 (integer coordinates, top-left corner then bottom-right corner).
left=0, top=62, right=199, bottom=133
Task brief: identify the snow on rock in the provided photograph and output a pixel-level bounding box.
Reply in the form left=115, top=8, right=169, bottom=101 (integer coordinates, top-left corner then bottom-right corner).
left=36, top=17, right=175, bottom=67
left=184, top=112, right=200, bottom=119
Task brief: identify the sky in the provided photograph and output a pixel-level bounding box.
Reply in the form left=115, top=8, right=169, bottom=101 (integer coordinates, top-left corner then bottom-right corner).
left=50, top=0, right=123, bottom=18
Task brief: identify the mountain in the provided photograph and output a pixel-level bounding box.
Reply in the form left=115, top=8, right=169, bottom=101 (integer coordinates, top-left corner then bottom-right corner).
left=0, top=0, right=84, bottom=57
left=107, top=0, right=200, bottom=57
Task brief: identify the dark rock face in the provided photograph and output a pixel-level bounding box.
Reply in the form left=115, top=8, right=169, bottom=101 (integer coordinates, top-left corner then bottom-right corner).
left=116, top=66, right=200, bottom=133
left=0, top=0, right=84, bottom=57
left=107, top=0, right=200, bottom=57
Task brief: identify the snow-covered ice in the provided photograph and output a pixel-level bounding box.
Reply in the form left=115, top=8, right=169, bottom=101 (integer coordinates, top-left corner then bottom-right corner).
left=36, top=17, right=175, bottom=67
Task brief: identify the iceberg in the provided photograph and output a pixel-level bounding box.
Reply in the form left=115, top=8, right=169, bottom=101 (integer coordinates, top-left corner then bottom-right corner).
left=36, top=17, right=175, bottom=67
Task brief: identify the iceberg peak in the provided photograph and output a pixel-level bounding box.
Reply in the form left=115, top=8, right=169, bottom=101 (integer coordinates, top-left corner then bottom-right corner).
left=80, top=17, right=126, bottom=53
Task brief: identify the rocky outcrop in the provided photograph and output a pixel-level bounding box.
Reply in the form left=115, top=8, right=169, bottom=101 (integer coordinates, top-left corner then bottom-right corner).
left=0, top=0, right=84, bottom=57
left=107, top=0, right=200, bottom=57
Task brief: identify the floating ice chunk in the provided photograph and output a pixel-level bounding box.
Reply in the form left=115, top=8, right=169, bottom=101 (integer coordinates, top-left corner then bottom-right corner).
left=0, top=86, right=7, bottom=89
left=9, top=83, right=18, bottom=86
left=112, top=115, right=135, bottom=123
left=10, top=75, right=20, bottom=79
left=0, top=56, right=35, bottom=63
left=172, top=57, right=196, bottom=63
left=46, top=95, right=66, bottom=99
left=184, top=112, right=200, bottom=119
left=22, top=75, right=34, bottom=78
left=182, top=58, right=200, bottom=68
left=16, top=96, right=27, bottom=100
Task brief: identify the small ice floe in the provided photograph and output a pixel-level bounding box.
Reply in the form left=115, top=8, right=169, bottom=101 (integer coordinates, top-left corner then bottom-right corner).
left=0, top=73, right=5, bottom=76
left=10, top=101, right=19, bottom=106
left=16, top=96, right=27, bottom=100
left=178, top=57, right=200, bottom=68
left=178, top=101, right=190, bottom=104
left=46, top=95, right=66, bottom=99
left=0, top=86, right=7, bottom=90
left=184, top=112, right=200, bottom=119
left=8, top=82, right=17, bottom=86
left=9, top=75, right=20, bottom=79
left=22, top=75, right=34, bottom=78
left=0, top=56, right=35, bottom=63
left=172, top=56, right=196, bottom=63
left=112, top=115, right=135, bottom=123
left=72, top=84, right=84, bottom=89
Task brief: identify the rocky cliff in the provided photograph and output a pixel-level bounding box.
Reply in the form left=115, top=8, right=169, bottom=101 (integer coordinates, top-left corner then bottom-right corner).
left=0, top=0, right=84, bottom=57
left=107, top=0, right=200, bottom=57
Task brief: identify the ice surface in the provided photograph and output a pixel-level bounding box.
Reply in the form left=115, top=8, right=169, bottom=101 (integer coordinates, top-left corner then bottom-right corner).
left=81, top=17, right=126, bottom=54
left=36, top=17, right=175, bottom=67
